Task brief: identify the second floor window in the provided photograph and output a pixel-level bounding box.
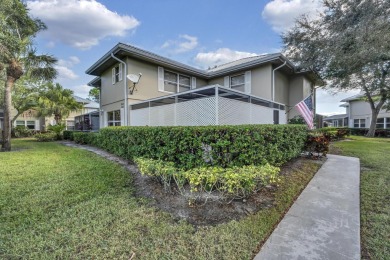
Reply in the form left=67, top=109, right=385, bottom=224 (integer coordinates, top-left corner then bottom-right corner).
left=230, top=74, right=245, bottom=92
left=163, top=70, right=191, bottom=93
left=112, top=64, right=123, bottom=84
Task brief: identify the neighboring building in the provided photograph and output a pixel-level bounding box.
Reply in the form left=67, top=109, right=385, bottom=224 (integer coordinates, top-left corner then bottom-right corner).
left=323, top=114, right=348, bottom=127
left=341, top=94, right=390, bottom=129
left=86, top=43, right=318, bottom=128
left=0, top=96, right=99, bottom=131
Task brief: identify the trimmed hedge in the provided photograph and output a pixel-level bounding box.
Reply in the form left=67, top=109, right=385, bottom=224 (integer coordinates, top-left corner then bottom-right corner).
left=73, top=132, right=99, bottom=146
left=34, top=132, right=57, bottom=142
left=86, top=125, right=308, bottom=169
left=63, top=130, right=74, bottom=140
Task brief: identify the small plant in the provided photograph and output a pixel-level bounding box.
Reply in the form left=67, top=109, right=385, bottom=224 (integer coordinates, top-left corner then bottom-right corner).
left=47, top=124, right=66, bottom=140
left=73, top=132, right=99, bottom=145
left=305, top=133, right=330, bottom=157
left=63, top=130, right=74, bottom=140
left=134, top=157, right=280, bottom=201
left=12, top=126, right=33, bottom=138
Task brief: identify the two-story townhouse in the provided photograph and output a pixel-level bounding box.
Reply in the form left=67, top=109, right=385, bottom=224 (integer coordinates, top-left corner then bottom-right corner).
left=86, top=43, right=318, bottom=128
left=341, top=94, right=390, bottom=129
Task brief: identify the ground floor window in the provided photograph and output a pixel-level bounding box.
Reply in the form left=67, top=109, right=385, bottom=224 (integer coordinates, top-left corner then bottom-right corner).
left=354, top=119, right=366, bottom=128
left=107, top=110, right=121, bottom=126
left=66, top=120, right=75, bottom=130
left=376, top=117, right=390, bottom=129
left=333, top=120, right=339, bottom=127
left=15, top=120, right=36, bottom=130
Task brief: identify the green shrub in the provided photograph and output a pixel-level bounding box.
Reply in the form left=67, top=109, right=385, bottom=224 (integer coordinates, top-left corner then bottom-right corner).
left=34, top=132, right=57, bottom=142
left=47, top=124, right=66, bottom=140
left=12, top=126, right=33, bottom=138
left=63, top=130, right=74, bottom=140
left=315, top=127, right=350, bottom=140
left=134, top=157, right=280, bottom=199
left=73, top=132, right=99, bottom=145
left=98, top=125, right=307, bottom=169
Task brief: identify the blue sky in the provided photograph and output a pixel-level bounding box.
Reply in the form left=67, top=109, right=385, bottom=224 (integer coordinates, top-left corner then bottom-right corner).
left=27, top=0, right=359, bottom=115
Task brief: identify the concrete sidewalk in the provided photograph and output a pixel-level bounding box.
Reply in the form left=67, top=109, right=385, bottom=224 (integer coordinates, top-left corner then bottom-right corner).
left=255, top=154, right=360, bottom=260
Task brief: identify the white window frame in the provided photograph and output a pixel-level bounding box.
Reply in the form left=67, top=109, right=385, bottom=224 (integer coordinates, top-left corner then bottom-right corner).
left=385, top=117, right=390, bottom=129
left=107, top=110, right=121, bottom=126
left=15, top=120, right=36, bottom=130
left=353, top=118, right=366, bottom=128
left=230, top=74, right=245, bottom=90
left=333, top=120, right=339, bottom=127
left=162, top=70, right=191, bottom=93
left=376, top=117, right=385, bottom=129
left=158, top=67, right=196, bottom=93
left=112, top=64, right=123, bottom=84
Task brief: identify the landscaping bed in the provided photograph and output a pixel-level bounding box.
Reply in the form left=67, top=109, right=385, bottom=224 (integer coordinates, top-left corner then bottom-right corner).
left=1, top=138, right=322, bottom=259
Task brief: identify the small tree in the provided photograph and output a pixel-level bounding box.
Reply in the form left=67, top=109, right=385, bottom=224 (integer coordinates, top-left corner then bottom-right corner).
left=0, top=0, right=57, bottom=151
left=283, top=0, right=390, bottom=137
left=37, top=82, right=82, bottom=124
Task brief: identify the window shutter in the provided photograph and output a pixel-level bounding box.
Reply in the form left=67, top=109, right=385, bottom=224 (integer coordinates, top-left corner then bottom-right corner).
left=35, top=120, right=40, bottom=130
left=119, top=64, right=123, bottom=81
left=224, top=76, right=229, bottom=87
left=158, top=67, right=164, bottom=91
left=191, top=77, right=197, bottom=89
left=112, top=67, right=115, bottom=84
left=120, top=108, right=125, bottom=126
left=245, top=71, right=251, bottom=94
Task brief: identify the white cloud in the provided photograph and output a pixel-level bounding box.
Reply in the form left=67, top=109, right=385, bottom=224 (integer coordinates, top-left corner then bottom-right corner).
left=55, top=56, right=80, bottom=80
left=316, top=88, right=361, bottom=115
left=194, top=48, right=258, bottom=69
left=262, top=0, right=323, bottom=33
left=71, top=84, right=92, bottom=98
left=161, top=34, right=198, bottom=53
left=27, top=0, right=140, bottom=50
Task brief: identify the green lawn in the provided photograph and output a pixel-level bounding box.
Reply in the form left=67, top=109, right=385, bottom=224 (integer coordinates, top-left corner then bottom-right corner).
left=331, top=136, right=390, bottom=259
left=0, top=139, right=320, bottom=259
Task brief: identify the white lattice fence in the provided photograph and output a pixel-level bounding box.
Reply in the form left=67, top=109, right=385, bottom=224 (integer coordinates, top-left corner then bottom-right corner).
left=176, top=97, right=216, bottom=126
left=218, top=97, right=251, bottom=125
left=130, top=96, right=285, bottom=126
left=250, top=104, right=274, bottom=124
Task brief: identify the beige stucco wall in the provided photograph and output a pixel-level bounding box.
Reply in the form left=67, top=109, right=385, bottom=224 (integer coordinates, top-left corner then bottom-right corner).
left=274, top=70, right=289, bottom=105
left=251, top=65, right=272, bottom=100
left=207, top=77, right=225, bottom=86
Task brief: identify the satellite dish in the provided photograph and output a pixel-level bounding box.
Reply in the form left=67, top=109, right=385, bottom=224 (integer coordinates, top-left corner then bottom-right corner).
left=127, top=74, right=141, bottom=83
left=126, top=73, right=142, bottom=95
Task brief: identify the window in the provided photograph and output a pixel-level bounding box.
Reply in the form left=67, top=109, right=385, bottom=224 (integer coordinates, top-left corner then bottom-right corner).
left=354, top=119, right=366, bottom=128
left=376, top=118, right=384, bottom=129
left=230, top=74, right=245, bottom=92
left=112, top=64, right=122, bottom=84
left=386, top=118, right=390, bottom=129
left=333, top=120, right=339, bottom=127
left=66, top=120, right=75, bottom=130
left=107, top=110, right=121, bottom=126
left=163, top=70, right=191, bottom=93
left=26, top=121, right=35, bottom=130
left=16, top=120, right=25, bottom=126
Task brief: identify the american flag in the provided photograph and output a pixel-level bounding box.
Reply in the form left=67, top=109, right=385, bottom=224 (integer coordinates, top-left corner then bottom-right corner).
left=295, top=95, right=314, bottom=129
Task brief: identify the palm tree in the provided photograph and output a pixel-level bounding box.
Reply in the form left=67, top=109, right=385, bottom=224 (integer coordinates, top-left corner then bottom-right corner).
left=38, top=83, right=82, bottom=124
left=0, top=0, right=57, bottom=151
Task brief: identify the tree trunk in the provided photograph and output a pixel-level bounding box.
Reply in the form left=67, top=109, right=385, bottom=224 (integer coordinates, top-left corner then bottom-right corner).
left=1, top=77, right=15, bottom=151
left=366, top=99, right=386, bottom=137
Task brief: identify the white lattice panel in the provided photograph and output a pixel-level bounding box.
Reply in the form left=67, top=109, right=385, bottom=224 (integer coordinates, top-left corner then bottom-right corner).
left=176, top=97, right=217, bottom=126
left=130, top=108, right=149, bottom=126
left=279, top=110, right=287, bottom=124
left=149, top=103, right=175, bottom=126
left=250, top=104, right=274, bottom=124
left=218, top=97, right=251, bottom=125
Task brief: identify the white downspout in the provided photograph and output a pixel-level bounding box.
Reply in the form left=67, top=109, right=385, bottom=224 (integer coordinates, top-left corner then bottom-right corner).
left=272, top=61, right=287, bottom=101
left=110, top=53, right=128, bottom=126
